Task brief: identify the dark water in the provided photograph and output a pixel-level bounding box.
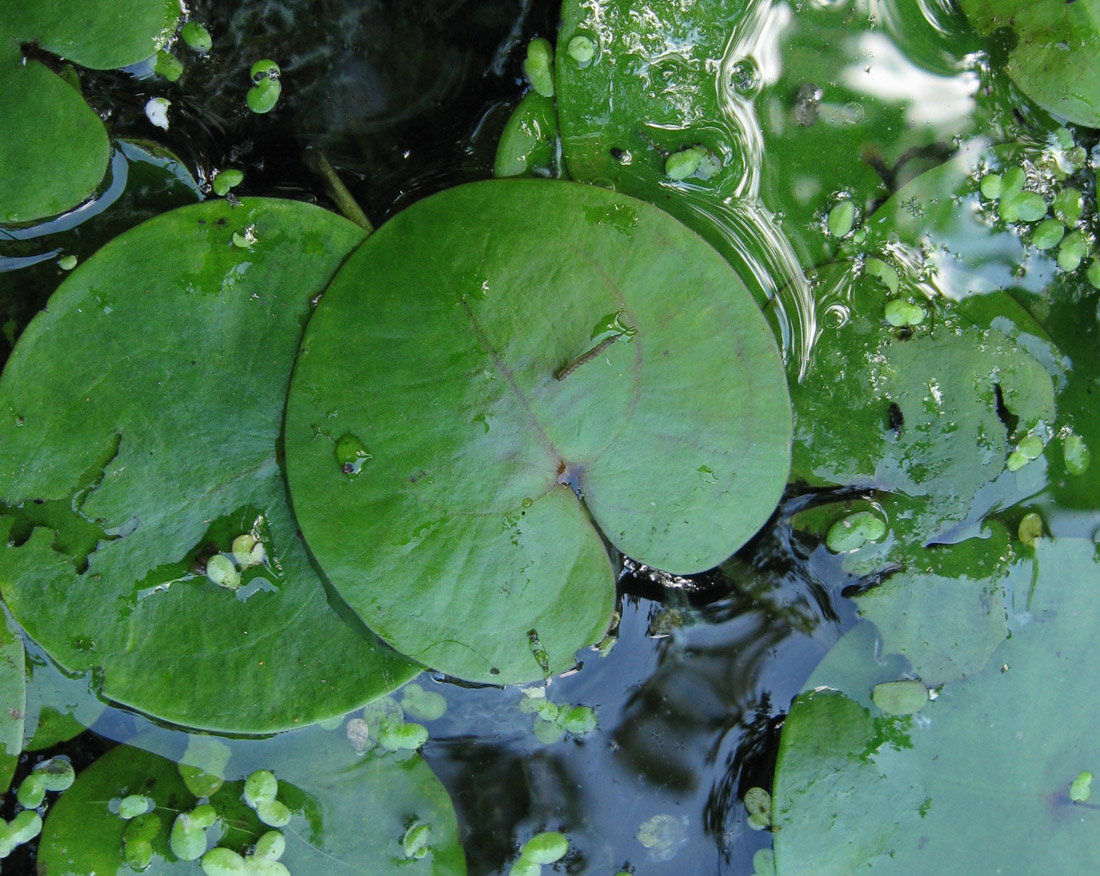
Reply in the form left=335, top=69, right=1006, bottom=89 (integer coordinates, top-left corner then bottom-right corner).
left=0, top=2, right=854, bottom=874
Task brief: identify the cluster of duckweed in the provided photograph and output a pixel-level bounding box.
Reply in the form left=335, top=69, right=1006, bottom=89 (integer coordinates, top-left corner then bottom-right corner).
left=345, top=694, right=433, bottom=756
left=0, top=757, right=75, bottom=857
left=979, top=128, right=1100, bottom=284
left=518, top=688, right=597, bottom=744
left=509, top=830, right=570, bottom=876
left=204, top=531, right=267, bottom=592
left=1003, top=424, right=1090, bottom=479
left=112, top=738, right=293, bottom=874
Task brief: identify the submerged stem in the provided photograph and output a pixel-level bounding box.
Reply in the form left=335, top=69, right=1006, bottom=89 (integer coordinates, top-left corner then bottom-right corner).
left=306, top=149, right=373, bottom=233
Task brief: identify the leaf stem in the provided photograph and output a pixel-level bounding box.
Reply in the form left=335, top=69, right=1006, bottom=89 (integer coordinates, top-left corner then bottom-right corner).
left=306, top=149, right=373, bottom=233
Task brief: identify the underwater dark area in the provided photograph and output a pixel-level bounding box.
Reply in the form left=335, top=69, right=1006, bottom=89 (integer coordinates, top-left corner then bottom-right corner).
left=1, top=0, right=1100, bottom=874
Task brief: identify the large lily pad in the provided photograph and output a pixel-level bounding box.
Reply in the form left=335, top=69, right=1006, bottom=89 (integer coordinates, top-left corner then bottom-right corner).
left=773, top=537, right=1100, bottom=874
left=0, top=0, right=181, bottom=225
left=0, top=198, right=418, bottom=733
left=960, top=0, right=1100, bottom=126
left=39, top=729, right=465, bottom=875
left=284, top=179, right=791, bottom=684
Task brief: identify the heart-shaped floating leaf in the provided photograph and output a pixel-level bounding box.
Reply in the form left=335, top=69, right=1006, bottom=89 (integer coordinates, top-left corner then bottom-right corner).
left=773, top=538, right=1100, bottom=875
left=284, top=179, right=791, bottom=684
left=0, top=198, right=418, bottom=733
left=39, top=730, right=466, bottom=876
left=0, top=608, right=23, bottom=793
left=0, top=0, right=180, bottom=224
left=960, top=0, right=1100, bottom=126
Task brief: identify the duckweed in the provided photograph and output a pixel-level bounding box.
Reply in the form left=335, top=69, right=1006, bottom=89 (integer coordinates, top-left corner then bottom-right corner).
left=123, top=813, right=161, bottom=869
left=232, top=533, right=265, bottom=568
left=509, top=856, right=542, bottom=876
left=118, top=794, right=154, bottom=819
left=248, top=859, right=291, bottom=876
left=665, top=147, right=701, bottom=180
left=864, top=257, right=899, bottom=294
left=1058, top=230, right=1089, bottom=271
left=179, top=736, right=231, bottom=797
left=33, top=757, right=76, bottom=791
left=1086, top=259, right=1100, bottom=289
left=533, top=716, right=565, bottom=745
left=826, top=199, right=855, bottom=238
left=568, top=35, right=596, bottom=65
left=1053, top=187, right=1084, bottom=225
left=1070, top=770, right=1093, bottom=803
left=1065, top=433, right=1091, bottom=475
left=558, top=705, right=597, bottom=735
left=16, top=773, right=45, bottom=808
left=201, top=846, right=248, bottom=876
left=58, top=254, right=78, bottom=271
left=256, top=799, right=291, bottom=828
left=213, top=169, right=244, bottom=197
left=400, top=682, right=448, bottom=721
left=244, top=770, right=278, bottom=807
left=206, top=554, right=240, bottom=590
left=1001, top=190, right=1046, bottom=223
left=743, top=786, right=771, bottom=830
left=523, top=38, right=555, bottom=98
left=8, top=810, right=41, bottom=844
left=402, top=821, right=432, bottom=859
left=978, top=173, right=1002, bottom=199
left=826, top=511, right=886, bottom=553
left=1006, top=451, right=1029, bottom=472
left=1018, top=512, right=1043, bottom=549
left=155, top=51, right=183, bottom=82
left=884, top=299, right=925, bottom=327
left=247, top=60, right=282, bottom=114
left=1016, top=435, right=1044, bottom=460
left=170, top=812, right=209, bottom=860
left=521, top=830, right=569, bottom=863
left=254, top=829, right=286, bottom=861
left=1031, top=218, right=1064, bottom=250
left=181, top=21, right=213, bottom=53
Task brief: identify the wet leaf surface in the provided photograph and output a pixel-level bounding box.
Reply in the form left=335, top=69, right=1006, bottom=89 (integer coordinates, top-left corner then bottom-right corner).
left=0, top=198, right=418, bottom=733
left=284, top=178, right=791, bottom=684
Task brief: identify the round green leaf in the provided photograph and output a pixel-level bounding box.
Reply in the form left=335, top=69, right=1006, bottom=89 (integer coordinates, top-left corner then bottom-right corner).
left=960, top=0, right=1100, bottom=126
left=0, top=0, right=182, bottom=224
left=0, top=198, right=418, bottom=733
left=285, top=179, right=791, bottom=684
left=39, top=730, right=466, bottom=876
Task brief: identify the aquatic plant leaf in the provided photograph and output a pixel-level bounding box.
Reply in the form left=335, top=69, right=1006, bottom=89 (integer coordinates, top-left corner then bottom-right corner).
left=789, top=261, right=1055, bottom=538
left=793, top=498, right=1021, bottom=684
left=960, top=0, right=1100, bottom=126
left=774, top=538, right=1100, bottom=874
left=39, top=729, right=466, bottom=875
left=0, top=199, right=418, bottom=733
left=854, top=523, right=1019, bottom=685
left=0, top=0, right=181, bottom=224
left=0, top=608, right=24, bottom=793
left=284, top=179, right=791, bottom=684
